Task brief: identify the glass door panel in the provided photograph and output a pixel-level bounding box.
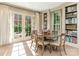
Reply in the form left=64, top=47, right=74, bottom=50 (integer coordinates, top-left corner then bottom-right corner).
left=13, top=14, right=22, bottom=43
left=14, top=14, right=22, bottom=38
left=25, top=16, right=31, bottom=36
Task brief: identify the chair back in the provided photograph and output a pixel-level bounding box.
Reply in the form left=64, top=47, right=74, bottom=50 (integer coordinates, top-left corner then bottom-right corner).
left=47, top=30, right=51, bottom=35
left=31, top=30, right=38, bottom=43
left=37, top=34, right=44, bottom=45
left=38, top=30, right=44, bottom=35
left=60, top=33, right=66, bottom=46
left=52, top=31, right=59, bottom=41
left=31, top=30, right=35, bottom=39
left=53, top=33, right=66, bottom=46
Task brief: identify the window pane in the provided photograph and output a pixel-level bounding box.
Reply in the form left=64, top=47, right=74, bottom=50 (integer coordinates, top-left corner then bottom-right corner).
left=14, top=14, right=18, bottom=21
left=14, top=14, right=22, bottom=34
left=14, top=25, right=18, bottom=32
left=18, top=26, right=22, bottom=33
left=25, top=16, right=31, bottom=36
left=19, top=15, right=22, bottom=21
left=14, top=21, right=18, bottom=25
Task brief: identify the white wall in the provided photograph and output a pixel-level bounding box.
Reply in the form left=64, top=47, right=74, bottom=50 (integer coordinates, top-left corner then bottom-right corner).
left=31, top=12, right=41, bottom=33
left=0, top=5, right=10, bottom=45
left=35, top=12, right=40, bottom=32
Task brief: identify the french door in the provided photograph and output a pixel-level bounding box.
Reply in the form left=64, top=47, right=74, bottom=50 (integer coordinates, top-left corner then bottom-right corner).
left=14, top=14, right=22, bottom=39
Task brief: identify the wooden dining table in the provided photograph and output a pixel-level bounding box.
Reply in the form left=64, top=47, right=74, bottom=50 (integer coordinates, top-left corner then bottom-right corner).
left=37, top=31, right=52, bottom=39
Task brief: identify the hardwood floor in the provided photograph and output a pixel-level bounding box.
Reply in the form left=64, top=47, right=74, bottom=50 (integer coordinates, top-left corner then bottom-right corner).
left=0, top=40, right=79, bottom=56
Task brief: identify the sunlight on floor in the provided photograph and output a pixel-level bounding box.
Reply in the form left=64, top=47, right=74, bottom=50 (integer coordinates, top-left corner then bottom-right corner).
left=26, top=40, right=36, bottom=56
left=11, top=42, right=26, bottom=56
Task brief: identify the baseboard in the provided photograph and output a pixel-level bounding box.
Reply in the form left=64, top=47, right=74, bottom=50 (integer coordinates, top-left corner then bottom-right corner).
left=66, top=42, right=79, bottom=48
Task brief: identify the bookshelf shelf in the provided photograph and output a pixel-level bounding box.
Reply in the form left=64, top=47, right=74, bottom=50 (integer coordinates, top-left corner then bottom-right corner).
left=66, top=11, right=77, bottom=14
left=66, top=23, right=77, bottom=25
left=66, top=17, right=77, bottom=19
left=66, top=29, right=77, bottom=31
left=66, top=35, right=77, bottom=38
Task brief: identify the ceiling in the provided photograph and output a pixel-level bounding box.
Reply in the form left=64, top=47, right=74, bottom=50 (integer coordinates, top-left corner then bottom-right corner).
left=5, top=2, right=64, bottom=11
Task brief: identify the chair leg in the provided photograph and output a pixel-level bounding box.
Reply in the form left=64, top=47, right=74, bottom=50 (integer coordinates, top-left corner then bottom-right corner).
left=63, top=45, right=67, bottom=55
left=48, top=45, right=51, bottom=53
left=49, top=45, right=52, bottom=53
left=59, top=46, right=62, bottom=56
left=56, top=46, right=58, bottom=51
left=54, top=46, right=57, bottom=51
left=34, top=45, right=37, bottom=53
left=30, top=40, right=37, bottom=53
left=47, top=44, right=51, bottom=53
left=30, top=40, right=33, bottom=48
left=35, top=44, right=38, bottom=53
left=41, top=45, right=44, bottom=56
left=52, top=46, right=55, bottom=50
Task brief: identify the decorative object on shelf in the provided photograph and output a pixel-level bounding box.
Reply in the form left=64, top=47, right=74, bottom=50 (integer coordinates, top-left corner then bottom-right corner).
left=43, top=13, right=47, bottom=30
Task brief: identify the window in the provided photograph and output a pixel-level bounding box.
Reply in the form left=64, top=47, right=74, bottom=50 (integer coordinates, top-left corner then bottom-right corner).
left=53, top=12, right=60, bottom=36
left=14, top=14, right=22, bottom=34
left=25, top=16, right=31, bottom=36
left=51, top=10, right=61, bottom=37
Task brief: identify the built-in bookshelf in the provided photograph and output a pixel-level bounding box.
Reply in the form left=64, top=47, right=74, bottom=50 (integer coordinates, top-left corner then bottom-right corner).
left=65, top=4, right=77, bottom=44
left=43, top=13, right=47, bottom=30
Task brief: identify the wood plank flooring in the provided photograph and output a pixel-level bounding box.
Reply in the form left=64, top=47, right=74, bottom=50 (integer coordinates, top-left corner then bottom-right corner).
left=0, top=40, right=79, bottom=56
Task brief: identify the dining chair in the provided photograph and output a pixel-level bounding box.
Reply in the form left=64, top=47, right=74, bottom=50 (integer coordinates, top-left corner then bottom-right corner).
left=30, top=30, right=38, bottom=52
left=50, top=33, right=67, bottom=56
left=46, top=31, right=54, bottom=40
left=36, top=32, right=51, bottom=55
